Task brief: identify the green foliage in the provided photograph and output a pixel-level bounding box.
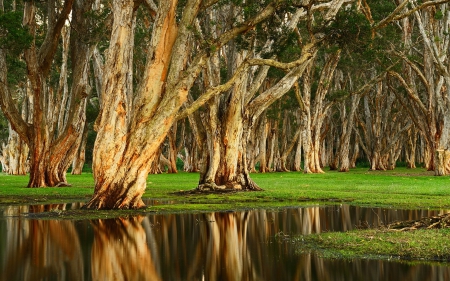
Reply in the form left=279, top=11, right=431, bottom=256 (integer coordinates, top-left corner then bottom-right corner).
left=133, top=6, right=152, bottom=87
left=434, top=10, right=444, bottom=20
left=320, top=6, right=372, bottom=53
left=5, top=54, right=27, bottom=86
left=265, top=90, right=299, bottom=121
left=367, top=0, right=396, bottom=21
left=0, top=11, right=33, bottom=56
left=327, top=90, right=350, bottom=103
left=0, top=111, right=8, bottom=146
left=83, top=8, right=111, bottom=48
left=0, top=9, right=31, bottom=87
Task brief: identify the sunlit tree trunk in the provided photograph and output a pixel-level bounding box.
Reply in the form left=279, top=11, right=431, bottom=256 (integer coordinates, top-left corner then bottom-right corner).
left=86, top=0, right=172, bottom=208
left=24, top=0, right=74, bottom=187
left=197, top=48, right=261, bottom=190
left=86, top=0, right=282, bottom=208
left=196, top=40, right=317, bottom=190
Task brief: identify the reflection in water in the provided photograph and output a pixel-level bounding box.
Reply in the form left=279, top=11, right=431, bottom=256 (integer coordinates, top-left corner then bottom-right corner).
left=91, top=218, right=160, bottom=281
left=1, top=205, right=449, bottom=281
left=1, top=205, right=83, bottom=281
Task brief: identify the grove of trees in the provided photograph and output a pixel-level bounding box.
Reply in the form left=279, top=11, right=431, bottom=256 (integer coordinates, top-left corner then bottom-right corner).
left=1, top=0, right=450, bottom=209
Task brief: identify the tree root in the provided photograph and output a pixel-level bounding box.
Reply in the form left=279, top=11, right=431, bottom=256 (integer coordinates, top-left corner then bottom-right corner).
left=388, top=213, right=450, bottom=231
left=55, top=182, right=72, bottom=187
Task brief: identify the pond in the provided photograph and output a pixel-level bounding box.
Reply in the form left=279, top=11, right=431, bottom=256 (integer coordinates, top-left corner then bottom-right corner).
left=1, top=204, right=449, bottom=281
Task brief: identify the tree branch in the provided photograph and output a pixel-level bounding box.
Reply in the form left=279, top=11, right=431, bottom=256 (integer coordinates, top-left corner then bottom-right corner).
left=0, top=51, right=32, bottom=143
left=374, top=0, right=450, bottom=30
left=38, top=0, right=75, bottom=76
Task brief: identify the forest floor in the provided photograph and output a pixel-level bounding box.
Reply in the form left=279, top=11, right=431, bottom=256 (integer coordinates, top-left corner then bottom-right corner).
left=0, top=166, right=449, bottom=213
left=1, top=167, right=449, bottom=263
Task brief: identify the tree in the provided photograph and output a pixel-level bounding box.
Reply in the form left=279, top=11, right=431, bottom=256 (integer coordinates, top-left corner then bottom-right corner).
left=389, top=2, right=450, bottom=175
left=0, top=0, right=95, bottom=186
left=84, top=0, right=285, bottom=209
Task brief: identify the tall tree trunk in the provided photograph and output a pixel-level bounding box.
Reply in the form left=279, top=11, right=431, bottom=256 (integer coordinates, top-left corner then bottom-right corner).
left=71, top=121, right=89, bottom=175
left=87, top=0, right=173, bottom=208
left=198, top=52, right=262, bottom=191
left=302, top=51, right=341, bottom=173
left=84, top=0, right=284, bottom=208
left=258, top=115, right=269, bottom=173
left=2, top=87, right=31, bottom=175
left=405, top=127, right=417, bottom=169
left=339, top=94, right=361, bottom=172
left=2, top=123, right=29, bottom=175
left=167, top=122, right=179, bottom=173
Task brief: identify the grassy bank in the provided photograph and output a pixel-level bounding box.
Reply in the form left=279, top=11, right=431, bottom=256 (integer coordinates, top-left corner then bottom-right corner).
left=0, top=167, right=449, bottom=211
left=295, top=228, right=450, bottom=263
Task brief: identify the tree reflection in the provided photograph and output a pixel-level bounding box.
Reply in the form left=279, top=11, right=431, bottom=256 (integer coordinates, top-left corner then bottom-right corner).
left=90, top=217, right=161, bottom=281
left=1, top=205, right=450, bottom=281
left=1, top=205, right=83, bottom=281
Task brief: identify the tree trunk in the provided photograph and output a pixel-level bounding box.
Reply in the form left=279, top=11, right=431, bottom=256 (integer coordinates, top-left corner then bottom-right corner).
left=292, top=120, right=303, bottom=172
left=349, top=140, right=359, bottom=168
left=339, top=94, right=361, bottom=172
left=2, top=121, right=29, bottom=175
left=167, top=122, right=179, bottom=173
left=85, top=0, right=208, bottom=209
left=258, top=115, right=269, bottom=173
left=434, top=149, right=450, bottom=176
left=302, top=51, right=341, bottom=173
left=198, top=58, right=262, bottom=191
left=405, top=127, right=417, bottom=169
left=71, top=121, right=89, bottom=174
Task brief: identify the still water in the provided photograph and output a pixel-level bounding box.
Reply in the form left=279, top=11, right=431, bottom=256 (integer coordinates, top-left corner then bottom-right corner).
left=0, top=204, right=449, bottom=281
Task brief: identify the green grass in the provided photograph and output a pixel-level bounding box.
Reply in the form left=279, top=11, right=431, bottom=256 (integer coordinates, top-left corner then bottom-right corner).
left=0, top=167, right=449, bottom=211
left=295, top=228, right=450, bottom=263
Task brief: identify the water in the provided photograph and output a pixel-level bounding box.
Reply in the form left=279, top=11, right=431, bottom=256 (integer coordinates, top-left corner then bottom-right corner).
left=0, top=204, right=449, bottom=281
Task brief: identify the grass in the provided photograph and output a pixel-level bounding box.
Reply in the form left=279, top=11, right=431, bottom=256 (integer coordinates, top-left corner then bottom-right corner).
left=0, top=167, right=449, bottom=211
left=294, top=228, right=450, bottom=263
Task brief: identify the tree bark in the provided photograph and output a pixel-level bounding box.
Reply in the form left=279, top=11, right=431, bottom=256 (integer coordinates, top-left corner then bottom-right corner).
left=71, top=121, right=89, bottom=175
left=339, top=94, right=361, bottom=172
